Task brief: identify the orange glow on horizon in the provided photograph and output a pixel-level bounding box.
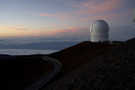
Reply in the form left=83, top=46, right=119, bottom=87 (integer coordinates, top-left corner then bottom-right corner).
left=0, top=26, right=54, bottom=38
left=0, top=26, right=79, bottom=38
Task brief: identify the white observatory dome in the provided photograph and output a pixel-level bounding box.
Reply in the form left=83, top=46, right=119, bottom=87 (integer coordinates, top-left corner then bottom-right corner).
left=90, top=20, right=109, bottom=42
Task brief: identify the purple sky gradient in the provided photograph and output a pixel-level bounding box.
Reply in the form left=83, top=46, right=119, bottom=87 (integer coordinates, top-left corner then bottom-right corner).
left=0, top=0, right=135, bottom=41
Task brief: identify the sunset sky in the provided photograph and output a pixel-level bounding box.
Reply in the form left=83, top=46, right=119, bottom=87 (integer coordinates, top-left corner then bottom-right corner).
left=0, top=0, right=135, bottom=41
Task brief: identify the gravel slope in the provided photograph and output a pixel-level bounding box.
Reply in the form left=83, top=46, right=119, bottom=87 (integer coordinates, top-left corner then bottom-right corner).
left=42, top=38, right=135, bottom=90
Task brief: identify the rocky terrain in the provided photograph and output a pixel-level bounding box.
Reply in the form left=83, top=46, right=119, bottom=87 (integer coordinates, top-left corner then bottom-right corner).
left=42, top=38, right=135, bottom=90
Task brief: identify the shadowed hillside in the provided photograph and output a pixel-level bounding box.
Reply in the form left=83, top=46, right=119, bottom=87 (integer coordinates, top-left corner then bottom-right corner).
left=0, top=55, right=54, bottom=90
left=49, top=41, right=117, bottom=73
left=42, top=38, right=135, bottom=90
left=0, top=38, right=135, bottom=90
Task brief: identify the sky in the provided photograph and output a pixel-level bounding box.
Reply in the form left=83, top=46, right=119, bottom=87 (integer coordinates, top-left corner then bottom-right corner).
left=0, top=0, right=135, bottom=42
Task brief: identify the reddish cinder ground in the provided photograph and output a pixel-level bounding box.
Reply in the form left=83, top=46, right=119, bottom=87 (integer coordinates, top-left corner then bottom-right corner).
left=50, top=41, right=114, bottom=73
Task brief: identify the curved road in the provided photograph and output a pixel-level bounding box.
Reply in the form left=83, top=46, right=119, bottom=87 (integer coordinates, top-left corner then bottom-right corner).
left=24, top=56, right=62, bottom=90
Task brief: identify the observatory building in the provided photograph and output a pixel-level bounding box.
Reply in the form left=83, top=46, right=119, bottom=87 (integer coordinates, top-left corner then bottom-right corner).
left=90, top=20, right=109, bottom=42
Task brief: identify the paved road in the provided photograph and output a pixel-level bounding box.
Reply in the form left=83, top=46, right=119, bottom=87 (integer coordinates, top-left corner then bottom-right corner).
left=24, top=56, right=62, bottom=90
